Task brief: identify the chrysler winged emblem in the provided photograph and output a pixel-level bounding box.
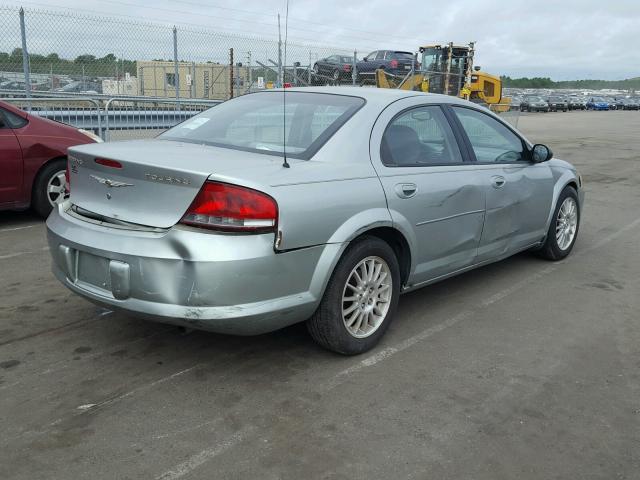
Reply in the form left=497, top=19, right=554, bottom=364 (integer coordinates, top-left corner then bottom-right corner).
left=90, top=174, right=134, bottom=188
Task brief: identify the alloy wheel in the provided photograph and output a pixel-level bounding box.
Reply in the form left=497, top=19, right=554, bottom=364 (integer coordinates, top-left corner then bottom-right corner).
left=46, top=170, right=68, bottom=207
left=341, top=256, right=393, bottom=338
left=556, top=197, right=578, bottom=250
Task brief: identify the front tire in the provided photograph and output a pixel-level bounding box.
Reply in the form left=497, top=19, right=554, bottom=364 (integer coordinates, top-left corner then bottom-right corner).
left=32, top=159, right=68, bottom=218
left=307, top=236, right=401, bottom=355
left=536, top=186, right=580, bottom=261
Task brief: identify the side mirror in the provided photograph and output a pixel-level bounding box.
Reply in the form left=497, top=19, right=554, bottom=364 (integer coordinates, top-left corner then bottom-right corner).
left=531, top=144, right=553, bottom=163
left=363, top=57, right=368, bottom=62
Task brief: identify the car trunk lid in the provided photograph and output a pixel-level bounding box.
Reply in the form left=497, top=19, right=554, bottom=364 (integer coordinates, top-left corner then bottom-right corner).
left=67, top=139, right=285, bottom=229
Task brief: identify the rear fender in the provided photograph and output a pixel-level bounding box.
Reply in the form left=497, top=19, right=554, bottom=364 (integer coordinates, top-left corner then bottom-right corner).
left=543, top=170, right=581, bottom=232
left=306, top=208, right=394, bottom=304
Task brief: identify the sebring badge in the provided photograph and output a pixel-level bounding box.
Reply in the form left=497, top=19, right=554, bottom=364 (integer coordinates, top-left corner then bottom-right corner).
left=145, top=173, right=191, bottom=185
left=90, top=174, right=134, bottom=188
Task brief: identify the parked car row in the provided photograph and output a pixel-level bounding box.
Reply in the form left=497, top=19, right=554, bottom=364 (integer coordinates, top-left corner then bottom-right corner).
left=584, top=96, right=640, bottom=110
left=312, top=50, right=417, bottom=82
left=513, top=94, right=640, bottom=113
left=0, top=77, right=103, bottom=94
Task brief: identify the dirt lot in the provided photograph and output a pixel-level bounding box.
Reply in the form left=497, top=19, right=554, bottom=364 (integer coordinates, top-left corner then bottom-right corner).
left=1, top=110, right=639, bottom=479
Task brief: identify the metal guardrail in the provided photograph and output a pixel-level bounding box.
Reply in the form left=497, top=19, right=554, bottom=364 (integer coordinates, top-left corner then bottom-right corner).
left=1, top=95, right=221, bottom=140
left=102, top=96, right=221, bottom=141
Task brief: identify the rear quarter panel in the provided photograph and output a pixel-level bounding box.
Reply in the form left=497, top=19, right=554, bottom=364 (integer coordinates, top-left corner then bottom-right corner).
left=544, top=159, right=582, bottom=231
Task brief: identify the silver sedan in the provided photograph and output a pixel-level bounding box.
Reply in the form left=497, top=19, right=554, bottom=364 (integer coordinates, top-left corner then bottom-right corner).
left=47, top=87, right=583, bottom=354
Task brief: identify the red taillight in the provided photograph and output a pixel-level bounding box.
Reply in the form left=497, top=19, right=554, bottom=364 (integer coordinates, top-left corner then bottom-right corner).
left=180, top=182, right=278, bottom=232
left=95, top=158, right=122, bottom=168
left=390, top=59, right=398, bottom=68
left=343, top=64, right=351, bottom=72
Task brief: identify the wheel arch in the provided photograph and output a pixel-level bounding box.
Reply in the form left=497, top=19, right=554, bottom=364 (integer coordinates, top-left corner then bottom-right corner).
left=543, top=175, right=581, bottom=233
left=31, top=155, right=67, bottom=197
left=351, top=226, right=412, bottom=287
left=307, top=223, right=413, bottom=310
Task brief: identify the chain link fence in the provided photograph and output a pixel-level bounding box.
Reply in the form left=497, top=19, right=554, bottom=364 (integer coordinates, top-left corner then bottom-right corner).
left=0, top=5, right=521, bottom=136
left=0, top=5, right=357, bottom=100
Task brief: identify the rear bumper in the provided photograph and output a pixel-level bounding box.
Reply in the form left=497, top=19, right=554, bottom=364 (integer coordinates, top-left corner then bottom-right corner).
left=46, top=204, right=343, bottom=335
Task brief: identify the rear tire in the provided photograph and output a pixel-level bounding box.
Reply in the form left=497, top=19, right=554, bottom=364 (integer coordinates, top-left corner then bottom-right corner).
left=32, top=159, right=67, bottom=218
left=307, top=236, right=401, bottom=355
left=535, top=186, right=580, bottom=261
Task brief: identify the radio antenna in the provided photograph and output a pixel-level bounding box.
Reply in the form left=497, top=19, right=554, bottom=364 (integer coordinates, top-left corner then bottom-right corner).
left=281, top=0, right=290, bottom=168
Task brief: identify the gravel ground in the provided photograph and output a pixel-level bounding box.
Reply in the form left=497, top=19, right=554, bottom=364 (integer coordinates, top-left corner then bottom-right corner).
left=1, top=110, right=639, bottom=479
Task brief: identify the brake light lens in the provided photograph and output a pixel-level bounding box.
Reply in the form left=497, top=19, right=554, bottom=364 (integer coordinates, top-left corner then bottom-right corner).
left=180, top=182, right=278, bottom=232
left=343, top=64, right=351, bottom=72
left=390, top=59, right=398, bottom=68
left=95, top=158, right=122, bottom=168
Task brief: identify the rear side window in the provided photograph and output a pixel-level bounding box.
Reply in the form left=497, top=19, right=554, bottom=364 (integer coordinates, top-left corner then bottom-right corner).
left=381, top=106, right=463, bottom=166
left=0, top=108, right=28, bottom=129
left=160, top=92, right=365, bottom=160
left=393, top=52, right=414, bottom=60
left=453, top=107, right=525, bottom=163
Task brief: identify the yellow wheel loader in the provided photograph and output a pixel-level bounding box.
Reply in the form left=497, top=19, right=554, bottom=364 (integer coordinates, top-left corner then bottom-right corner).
left=374, top=42, right=511, bottom=112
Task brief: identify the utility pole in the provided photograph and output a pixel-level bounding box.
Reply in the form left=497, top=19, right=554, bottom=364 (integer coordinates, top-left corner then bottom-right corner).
left=229, top=48, right=234, bottom=99
left=173, top=26, right=180, bottom=107
left=277, top=14, right=282, bottom=87
left=19, top=8, right=31, bottom=99
left=352, top=50, right=357, bottom=86
left=247, top=51, right=252, bottom=92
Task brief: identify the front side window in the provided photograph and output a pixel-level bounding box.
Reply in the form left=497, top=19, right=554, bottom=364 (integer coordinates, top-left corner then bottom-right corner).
left=160, top=92, right=364, bottom=160
left=0, top=108, right=27, bottom=129
left=381, top=106, right=463, bottom=166
left=452, top=107, right=526, bottom=163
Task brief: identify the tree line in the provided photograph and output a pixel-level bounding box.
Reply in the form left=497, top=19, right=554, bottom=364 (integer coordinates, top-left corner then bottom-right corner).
left=0, top=49, right=136, bottom=78
left=501, top=75, right=640, bottom=90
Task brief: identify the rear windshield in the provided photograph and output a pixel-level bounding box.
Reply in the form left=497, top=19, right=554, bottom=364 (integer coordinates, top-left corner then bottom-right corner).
left=393, top=51, right=414, bottom=59
left=160, top=92, right=365, bottom=160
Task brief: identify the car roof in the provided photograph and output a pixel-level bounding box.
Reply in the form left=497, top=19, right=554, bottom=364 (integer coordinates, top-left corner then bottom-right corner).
left=279, top=86, right=468, bottom=106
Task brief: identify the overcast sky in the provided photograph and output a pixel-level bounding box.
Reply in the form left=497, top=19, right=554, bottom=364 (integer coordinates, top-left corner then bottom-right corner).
left=7, top=0, right=640, bottom=80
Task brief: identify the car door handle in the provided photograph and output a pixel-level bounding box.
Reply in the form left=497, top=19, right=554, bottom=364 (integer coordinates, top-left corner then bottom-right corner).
left=491, top=176, right=506, bottom=189
left=395, top=183, right=417, bottom=198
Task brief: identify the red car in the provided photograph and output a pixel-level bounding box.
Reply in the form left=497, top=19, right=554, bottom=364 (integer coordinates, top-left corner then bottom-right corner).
left=0, top=100, right=101, bottom=217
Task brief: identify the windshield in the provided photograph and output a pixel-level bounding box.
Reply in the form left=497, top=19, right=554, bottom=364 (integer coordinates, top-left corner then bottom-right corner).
left=592, top=97, right=606, bottom=102
left=160, top=92, right=365, bottom=160
left=528, top=96, right=544, bottom=102
left=549, top=97, right=564, bottom=101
